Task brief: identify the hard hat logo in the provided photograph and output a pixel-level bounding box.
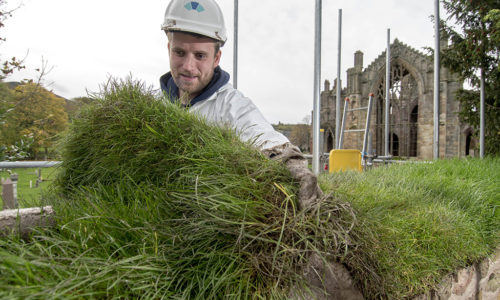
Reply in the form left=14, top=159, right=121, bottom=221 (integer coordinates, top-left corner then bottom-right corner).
left=162, top=0, right=227, bottom=44
left=184, top=2, right=205, bottom=12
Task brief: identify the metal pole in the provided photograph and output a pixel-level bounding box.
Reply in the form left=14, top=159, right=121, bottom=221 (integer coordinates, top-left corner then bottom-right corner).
left=480, top=68, right=485, bottom=158
left=233, top=0, right=238, bottom=89
left=0, top=161, right=61, bottom=168
left=339, top=98, right=349, bottom=149
left=312, top=0, right=322, bottom=175
left=385, top=29, right=391, bottom=156
left=362, top=93, right=374, bottom=158
left=335, top=9, right=342, bottom=149
left=433, top=0, right=440, bottom=159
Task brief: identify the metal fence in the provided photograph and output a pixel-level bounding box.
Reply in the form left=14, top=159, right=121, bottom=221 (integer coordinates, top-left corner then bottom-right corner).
left=1, top=161, right=61, bottom=210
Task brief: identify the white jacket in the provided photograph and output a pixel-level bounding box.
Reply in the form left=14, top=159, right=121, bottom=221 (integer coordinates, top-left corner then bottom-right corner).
left=189, top=82, right=290, bottom=151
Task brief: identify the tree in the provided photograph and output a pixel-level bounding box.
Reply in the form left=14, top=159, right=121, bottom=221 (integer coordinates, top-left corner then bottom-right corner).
left=0, top=0, right=23, bottom=124
left=0, top=80, right=12, bottom=120
left=66, top=96, right=93, bottom=121
left=440, top=0, right=500, bottom=155
left=289, top=124, right=311, bottom=153
left=2, top=82, right=68, bottom=158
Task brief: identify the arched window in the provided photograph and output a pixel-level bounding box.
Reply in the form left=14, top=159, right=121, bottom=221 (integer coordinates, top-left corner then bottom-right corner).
left=326, top=133, right=334, bottom=152
left=409, top=105, right=418, bottom=157
left=465, top=132, right=472, bottom=156
left=391, top=133, right=399, bottom=157
left=376, top=62, right=419, bottom=157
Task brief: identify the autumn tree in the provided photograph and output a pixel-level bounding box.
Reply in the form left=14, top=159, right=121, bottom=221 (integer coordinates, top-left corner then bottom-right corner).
left=289, top=124, right=311, bottom=153
left=288, top=116, right=312, bottom=153
left=441, top=0, right=500, bottom=155
left=2, top=82, right=68, bottom=158
left=0, top=80, right=12, bottom=120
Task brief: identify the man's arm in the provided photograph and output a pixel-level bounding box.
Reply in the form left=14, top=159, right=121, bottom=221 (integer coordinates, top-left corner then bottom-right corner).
left=193, top=85, right=323, bottom=209
left=218, top=89, right=322, bottom=209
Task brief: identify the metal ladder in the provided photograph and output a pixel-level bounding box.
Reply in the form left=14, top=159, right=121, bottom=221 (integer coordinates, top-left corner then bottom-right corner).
left=338, top=93, right=374, bottom=161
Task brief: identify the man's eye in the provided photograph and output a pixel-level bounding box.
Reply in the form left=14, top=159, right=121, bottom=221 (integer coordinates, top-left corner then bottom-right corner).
left=174, top=50, right=184, bottom=56
left=195, top=53, right=206, bottom=60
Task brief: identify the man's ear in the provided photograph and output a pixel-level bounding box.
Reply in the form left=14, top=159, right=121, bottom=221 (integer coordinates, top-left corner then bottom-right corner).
left=214, top=50, right=222, bottom=68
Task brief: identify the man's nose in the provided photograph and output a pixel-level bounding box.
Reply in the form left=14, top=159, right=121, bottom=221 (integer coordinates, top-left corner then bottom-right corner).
left=181, top=54, right=196, bottom=72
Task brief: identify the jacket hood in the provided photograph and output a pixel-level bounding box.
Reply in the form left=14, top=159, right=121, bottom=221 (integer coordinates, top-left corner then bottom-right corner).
left=160, top=66, right=230, bottom=107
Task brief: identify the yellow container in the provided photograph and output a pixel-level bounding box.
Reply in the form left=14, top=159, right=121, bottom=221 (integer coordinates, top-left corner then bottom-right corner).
left=329, top=149, right=362, bottom=173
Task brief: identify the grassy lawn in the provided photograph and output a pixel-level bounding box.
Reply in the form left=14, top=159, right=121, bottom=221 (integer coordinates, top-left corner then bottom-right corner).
left=0, top=158, right=498, bottom=299
left=0, top=167, right=58, bottom=208
left=319, top=157, right=500, bottom=298
left=0, top=80, right=497, bottom=299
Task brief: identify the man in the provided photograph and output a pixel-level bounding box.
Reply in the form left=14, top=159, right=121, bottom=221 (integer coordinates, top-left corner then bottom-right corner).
left=159, top=0, right=321, bottom=210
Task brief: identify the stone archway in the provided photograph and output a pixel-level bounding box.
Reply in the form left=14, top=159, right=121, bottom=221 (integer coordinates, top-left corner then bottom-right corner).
left=326, top=131, right=334, bottom=153
left=463, top=127, right=475, bottom=156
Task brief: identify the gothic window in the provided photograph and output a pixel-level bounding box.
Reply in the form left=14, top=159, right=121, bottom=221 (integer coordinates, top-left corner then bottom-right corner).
left=409, top=105, right=418, bottom=157
left=465, top=132, right=472, bottom=156
left=391, top=133, right=399, bottom=157
left=375, top=62, right=419, bottom=157
left=326, top=133, right=334, bottom=152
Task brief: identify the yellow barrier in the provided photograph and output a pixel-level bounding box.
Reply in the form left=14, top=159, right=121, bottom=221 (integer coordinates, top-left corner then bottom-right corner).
left=329, top=149, right=362, bottom=172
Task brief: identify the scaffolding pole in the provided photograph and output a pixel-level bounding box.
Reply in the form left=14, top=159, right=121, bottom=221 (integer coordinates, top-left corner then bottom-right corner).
left=385, top=29, right=391, bottom=156
left=233, top=0, right=238, bottom=89
left=312, top=0, right=322, bottom=175
left=338, top=98, right=349, bottom=149
left=362, top=93, right=374, bottom=158
left=433, top=0, right=440, bottom=159
left=480, top=68, right=485, bottom=158
left=335, top=9, right=342, bottom=149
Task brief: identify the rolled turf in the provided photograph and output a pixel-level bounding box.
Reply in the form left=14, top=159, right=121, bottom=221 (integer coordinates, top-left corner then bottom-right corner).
left=0, top=78, right=356, bottom=299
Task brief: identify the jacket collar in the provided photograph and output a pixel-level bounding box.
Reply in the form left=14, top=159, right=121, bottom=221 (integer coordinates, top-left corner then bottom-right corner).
left=160, top=66, right=230, bottom=107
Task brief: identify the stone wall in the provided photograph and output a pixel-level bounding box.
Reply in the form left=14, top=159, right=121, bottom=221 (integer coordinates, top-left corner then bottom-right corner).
left=299, top=250, right=500, bottom=300
left=412, top=248, right=500, bottom=300
left=0, top=206, right=54, bottom=237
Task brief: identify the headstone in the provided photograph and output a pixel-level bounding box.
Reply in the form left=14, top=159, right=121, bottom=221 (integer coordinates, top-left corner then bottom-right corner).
left=2, top=178, right=16, bottom=210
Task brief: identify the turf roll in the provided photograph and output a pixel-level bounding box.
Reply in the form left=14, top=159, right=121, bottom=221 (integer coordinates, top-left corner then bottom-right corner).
left=0, top=78, right=356, bottom=299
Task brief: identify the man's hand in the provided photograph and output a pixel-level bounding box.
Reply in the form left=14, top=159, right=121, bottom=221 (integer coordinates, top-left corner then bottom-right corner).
left=263, top=143, right=323, bottom=210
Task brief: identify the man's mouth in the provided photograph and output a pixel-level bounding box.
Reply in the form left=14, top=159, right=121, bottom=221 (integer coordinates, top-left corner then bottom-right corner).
left=180, top=74, right=197, bottom=81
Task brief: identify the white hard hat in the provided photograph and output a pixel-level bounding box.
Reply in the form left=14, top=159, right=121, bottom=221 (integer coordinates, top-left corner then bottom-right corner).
left=162, top=0, right=227, bottom=45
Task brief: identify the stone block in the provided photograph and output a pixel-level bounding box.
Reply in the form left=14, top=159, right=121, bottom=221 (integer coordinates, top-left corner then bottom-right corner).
left=0, top=206, right=55, bottom=238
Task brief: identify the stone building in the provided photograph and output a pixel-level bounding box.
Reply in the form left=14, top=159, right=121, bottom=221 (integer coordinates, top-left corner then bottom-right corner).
left=320, top=39, right=476, bottom=159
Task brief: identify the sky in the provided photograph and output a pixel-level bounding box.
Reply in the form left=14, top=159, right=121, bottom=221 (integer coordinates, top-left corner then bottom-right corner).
left=1, top=0, right=448, bottom=124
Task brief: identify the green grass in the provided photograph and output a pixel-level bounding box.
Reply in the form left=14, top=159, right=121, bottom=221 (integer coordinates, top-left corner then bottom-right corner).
left=0, top=167, right=58, bottom=208
left=319, top=157, right=500, bottom=299
left=0, top=78, right=498, bottom=299
left=0, top=78, right=354, bottom=299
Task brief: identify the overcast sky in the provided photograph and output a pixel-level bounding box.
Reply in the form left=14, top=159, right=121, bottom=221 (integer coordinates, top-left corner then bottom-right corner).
left=1, top=0, right=447, bottom=124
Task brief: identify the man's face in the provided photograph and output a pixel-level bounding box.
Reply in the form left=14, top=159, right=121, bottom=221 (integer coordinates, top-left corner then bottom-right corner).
left=168, top=32, right=221, bottom=101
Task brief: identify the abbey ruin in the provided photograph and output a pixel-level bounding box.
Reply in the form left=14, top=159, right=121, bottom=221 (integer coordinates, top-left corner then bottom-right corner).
left=320, top=39, right=476, bottom=159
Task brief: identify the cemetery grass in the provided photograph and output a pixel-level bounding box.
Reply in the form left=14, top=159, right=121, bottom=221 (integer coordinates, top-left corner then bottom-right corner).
left=0, top=167, right=57, bottom=208
left=319, top=157, right=500, bottom=299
